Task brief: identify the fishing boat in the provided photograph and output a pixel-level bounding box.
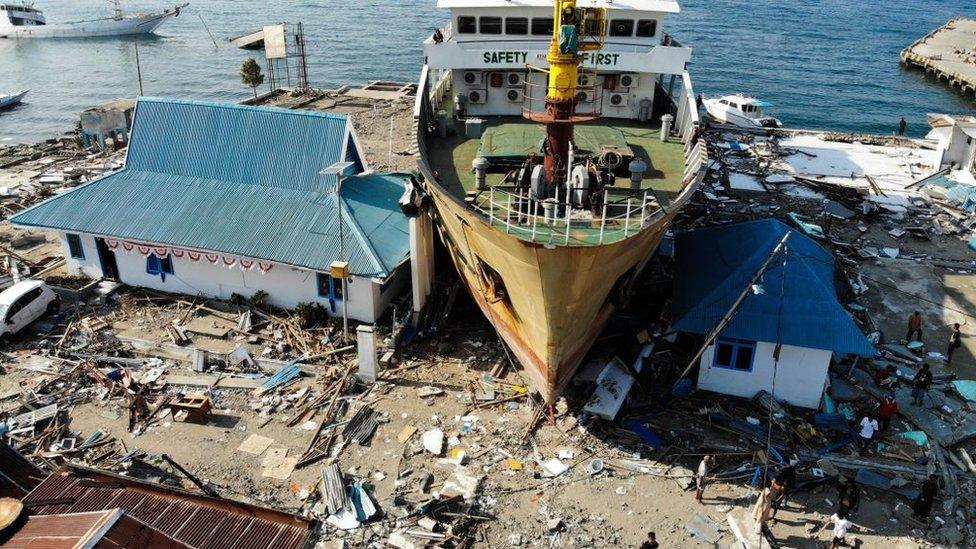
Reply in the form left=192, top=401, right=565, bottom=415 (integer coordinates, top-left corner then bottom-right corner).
left=703, top=94, right=781, bottom=128
left=415, top=0, right=708, bottom=401
left=0, top=1, right=187, bottom=39
left=0, top=89, right=28, bottom=109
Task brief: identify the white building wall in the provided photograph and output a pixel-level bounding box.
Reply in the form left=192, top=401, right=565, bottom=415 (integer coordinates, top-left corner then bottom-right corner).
left=697, top=341, right=832, bottom=409
left=57, top=231, right=403, bottom=323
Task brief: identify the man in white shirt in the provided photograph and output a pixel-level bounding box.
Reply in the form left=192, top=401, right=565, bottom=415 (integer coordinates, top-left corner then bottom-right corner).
left=810, top=510, right=855, bottom=548
left=695, top=455, right=714, bottom=504
left=857, top=415, right=878, bottom=454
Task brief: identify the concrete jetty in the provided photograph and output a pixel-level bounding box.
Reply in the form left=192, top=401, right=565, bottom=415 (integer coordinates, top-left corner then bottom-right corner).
left=901, top=17, right=976, bottom=98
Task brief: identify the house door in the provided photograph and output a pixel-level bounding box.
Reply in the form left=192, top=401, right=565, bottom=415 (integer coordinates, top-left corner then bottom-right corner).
left=95, top=237, right=120, bottom=280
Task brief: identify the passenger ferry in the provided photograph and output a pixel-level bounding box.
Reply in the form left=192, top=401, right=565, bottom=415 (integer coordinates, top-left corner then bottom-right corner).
left=414, top=0, right=708, bottom=401
left=0, top=1, right=186, bottom=39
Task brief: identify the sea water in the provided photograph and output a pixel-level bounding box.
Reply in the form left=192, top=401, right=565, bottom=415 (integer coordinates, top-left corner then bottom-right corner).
left=0, top=0, right=973, bottom=143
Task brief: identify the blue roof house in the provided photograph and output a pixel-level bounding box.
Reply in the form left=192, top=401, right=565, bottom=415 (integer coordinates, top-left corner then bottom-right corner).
left=11, top=98, right=413, bottom=323
left=671, top=219, right=876, bottom=409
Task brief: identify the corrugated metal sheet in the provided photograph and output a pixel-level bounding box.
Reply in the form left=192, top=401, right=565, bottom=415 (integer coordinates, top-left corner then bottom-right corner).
left=21, top=467, right=313, bottom=549
left=0, top=440, right=45, bottom=498
left=671, top=218, right=876, bottom=356
left=11, top=98, right=411, bottom=278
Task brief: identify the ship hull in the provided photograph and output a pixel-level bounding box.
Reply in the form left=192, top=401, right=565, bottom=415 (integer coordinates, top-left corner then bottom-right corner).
left=425, top=184, right=686, bottom=401
left=0, top=11, right=178, bottom=39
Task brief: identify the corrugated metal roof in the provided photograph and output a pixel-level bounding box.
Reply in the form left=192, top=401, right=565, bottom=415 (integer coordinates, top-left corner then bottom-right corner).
left=11, top=98, right=410, bottom=277
left=671, top=218, right=876, bottom=357
left=22, top=466, right=313, bottom=549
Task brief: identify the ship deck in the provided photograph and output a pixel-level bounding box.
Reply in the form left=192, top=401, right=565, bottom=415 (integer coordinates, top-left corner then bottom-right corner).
left=425, top=113, right=689, bottom=245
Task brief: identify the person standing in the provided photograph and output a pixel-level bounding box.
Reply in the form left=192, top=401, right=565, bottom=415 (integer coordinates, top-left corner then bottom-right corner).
left=639, top=532, right=659, bottom=549
left=856, top=414, right=879, bottom=453
left=898, top=117, right=907, bottom=136
left=878, top=392, right=899, bottom=432
left=912, top=363, right=933, bottom=406
left=771, top=458, right=798, bottom=518
left=912, top=475, right=939, bottom=520
left=837, top=477, right=860, bottom=516
left=752, top=484, right=775, bottom=535
left=811, top=510, right=855, bottom=548
left=695, top=455, right=714, bottom=504
left=906, top=311, right=923, bottom=342
left=946, top=323, right=962, bottom=364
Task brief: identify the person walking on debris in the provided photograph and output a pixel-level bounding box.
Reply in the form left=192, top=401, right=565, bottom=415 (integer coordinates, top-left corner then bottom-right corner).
left=771, top=457, right=798, bottom=518
left=946, top=323, right=962, bottom=364
left=906, top=311, right=923, bottom=342
left=837, top=477, right=860, bottom=516
left=752, top=482, right=776, bottom=535
left=856, top=414, right=878, bottom=453
left=911, top=363, right=933, bottom=406
left=878, top=392, right=899, bottom=432
left=912, top=474, right=940, bottom=520
left=898, top=117, right=907, bottom=136
left=811, top=509, right=855, bottom=548
left=695, top=455, right=714, bottom=504
left=639, top=531, right=659, bottom=549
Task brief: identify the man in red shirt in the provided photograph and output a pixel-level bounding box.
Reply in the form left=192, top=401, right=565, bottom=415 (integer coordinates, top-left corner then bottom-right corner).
left=878, top=392, right=899, bottom=432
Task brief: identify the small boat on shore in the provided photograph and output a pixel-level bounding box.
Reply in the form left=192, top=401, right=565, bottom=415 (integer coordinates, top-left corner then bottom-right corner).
left=0, top=1, right=187, bottom=39
left=703, top=94, right=781, bottom=128
left=0, top=89, right=28, bottom=109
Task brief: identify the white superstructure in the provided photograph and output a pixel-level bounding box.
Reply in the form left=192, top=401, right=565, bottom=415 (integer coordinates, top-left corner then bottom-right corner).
left=703, top=94, right=781, bottom=128
left=423, top=0, right=692, bottom=120
left=0, top=2, right=186, bottom=39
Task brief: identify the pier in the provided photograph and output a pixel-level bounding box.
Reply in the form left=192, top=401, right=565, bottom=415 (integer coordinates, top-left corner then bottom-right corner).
left=901, top=17, right=976, bottom=98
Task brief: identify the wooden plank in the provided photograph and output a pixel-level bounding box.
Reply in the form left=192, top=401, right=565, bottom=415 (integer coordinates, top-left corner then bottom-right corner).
left=164, top=374, right=260, bottom=390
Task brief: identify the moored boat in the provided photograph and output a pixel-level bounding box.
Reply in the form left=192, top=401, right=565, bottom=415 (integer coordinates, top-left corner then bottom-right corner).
left=0, top=89, right=28, bottom=109
left=0, top=1, right=187, bottom=39
left=703, top=94, right=781, bottom=128
left=415, top=0, right=708, bottom=401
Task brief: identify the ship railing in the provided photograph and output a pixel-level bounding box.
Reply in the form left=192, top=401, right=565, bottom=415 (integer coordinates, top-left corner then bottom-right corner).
left=675, top=70, right=700, bottom=144
left=520, top=74, right=605, bottom=121
left=479, top=186, right=660, bottom=246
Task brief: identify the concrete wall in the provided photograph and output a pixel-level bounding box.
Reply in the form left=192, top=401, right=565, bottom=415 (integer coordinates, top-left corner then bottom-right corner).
left=697, top=340, right=831, bottom=409
left=59, top=231, right=404, bottom=323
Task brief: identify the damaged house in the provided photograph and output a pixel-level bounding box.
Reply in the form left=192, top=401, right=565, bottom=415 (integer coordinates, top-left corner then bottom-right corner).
left=10, top=98, right=412, bottom=323
left=671, top=219, right=877, bottom=408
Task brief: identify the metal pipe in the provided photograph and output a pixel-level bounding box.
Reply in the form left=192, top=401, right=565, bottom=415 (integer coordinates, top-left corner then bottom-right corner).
left=506, top=192, right=512, bottom=233
left=624, top=198, right=632, bottom=237
left=531, top=199, right=538, bottom=240
left=598, top=202, right=607, bottom=244
left=489, top=187, right=495, bottom=227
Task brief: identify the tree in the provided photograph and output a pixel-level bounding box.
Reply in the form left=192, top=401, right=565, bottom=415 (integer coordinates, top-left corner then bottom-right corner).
left=240, top=57, right=265, bottom=98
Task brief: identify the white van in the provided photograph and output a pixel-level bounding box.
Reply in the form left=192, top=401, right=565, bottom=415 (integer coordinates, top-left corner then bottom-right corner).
left=0, top=279, right=59, bottom=341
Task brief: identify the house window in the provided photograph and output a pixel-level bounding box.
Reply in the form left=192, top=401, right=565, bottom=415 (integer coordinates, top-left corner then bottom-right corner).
left=66, top=233, right=85, bottom=259
left=479, top=16, right=502, bottom=34
left=505, top=17, right=528, bottom=35
left=317, top=272, right=345, bottom=301
left=636, top=19, right=657, bottom=37
left=609, top=19, right=634, bottom=37
left=530, top=17, right=554, bottom=36
left=146, top=254, right=174, bottom=281
left=457, top=16, right=476, bottom=34
left=713, top=338, right=756, bottom=371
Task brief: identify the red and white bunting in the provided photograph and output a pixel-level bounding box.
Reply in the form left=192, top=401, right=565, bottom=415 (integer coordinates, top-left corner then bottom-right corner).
left=105, top=239, right=120, bottom=250
left=108, top=239, right=276, bottom=274
left=259, top=262, right=274, bottom=275
left=239, top=259, right=255, bottom=271
left=222, top=256, right=237, bottom=269
left=205, top=253, right=219, bottom=264
left=187, top=251, right=201, bottom=262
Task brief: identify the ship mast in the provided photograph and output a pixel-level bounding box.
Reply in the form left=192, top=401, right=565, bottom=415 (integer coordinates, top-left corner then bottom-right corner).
left=536, top=0, right=606, bottom=185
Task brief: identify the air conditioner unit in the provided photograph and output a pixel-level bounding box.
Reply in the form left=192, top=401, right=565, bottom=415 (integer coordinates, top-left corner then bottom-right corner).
left=507, top=72, right=525, bottom=87
left=608, top=93, right=629, bottom=107
left=462, top=71, right=483, bottom=88
left=467, top=90, right=487, bottom=104
left=618, top=73, right=639, bottom=89
left=506, top=89, right=523, bottom=102
left=575, top=90, right=595, bottom=103
left=577, top=73, right=593, bottom=87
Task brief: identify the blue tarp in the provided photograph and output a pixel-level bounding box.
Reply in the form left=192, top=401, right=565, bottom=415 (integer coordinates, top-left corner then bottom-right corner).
left=672, top=219, right=877, bottom=357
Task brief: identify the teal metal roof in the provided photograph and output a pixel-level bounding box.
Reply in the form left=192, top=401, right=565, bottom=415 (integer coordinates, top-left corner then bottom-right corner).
left=11, top=98, right=409, bottom=278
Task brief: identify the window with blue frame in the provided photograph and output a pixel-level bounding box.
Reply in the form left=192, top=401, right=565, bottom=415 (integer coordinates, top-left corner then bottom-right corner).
left=317, top=272, right=345, bottom=300
left=66, top=233, right=84, bottom=259
left=146, top=254, right=174, bottom=281
left=713, top=338, right=756, bottom=371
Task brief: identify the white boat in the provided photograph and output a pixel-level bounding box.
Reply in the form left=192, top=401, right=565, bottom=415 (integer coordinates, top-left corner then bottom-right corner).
left=0, top=89, right=28, bottom=109
left=703, top=94, right=781, bottom=128
left=0, top=1, right=187, bottom=39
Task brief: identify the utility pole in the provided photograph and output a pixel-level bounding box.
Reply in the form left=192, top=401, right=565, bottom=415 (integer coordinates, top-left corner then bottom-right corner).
left=321, top=161, right=356, bottom=343
left=134, top=39, right=144, bottom=96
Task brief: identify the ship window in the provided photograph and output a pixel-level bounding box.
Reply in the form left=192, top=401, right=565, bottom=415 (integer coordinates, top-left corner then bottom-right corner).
left=609, top=19, right=634, bottom=37
left=457, top=16, right=476, bottom=34
left=531, top=17, right=554, bottom=36
left=479, top=16, right=502, bottom=35
left=636, top=19, right=657, bottom=37
left=505, top=17, right=528, bottom=35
